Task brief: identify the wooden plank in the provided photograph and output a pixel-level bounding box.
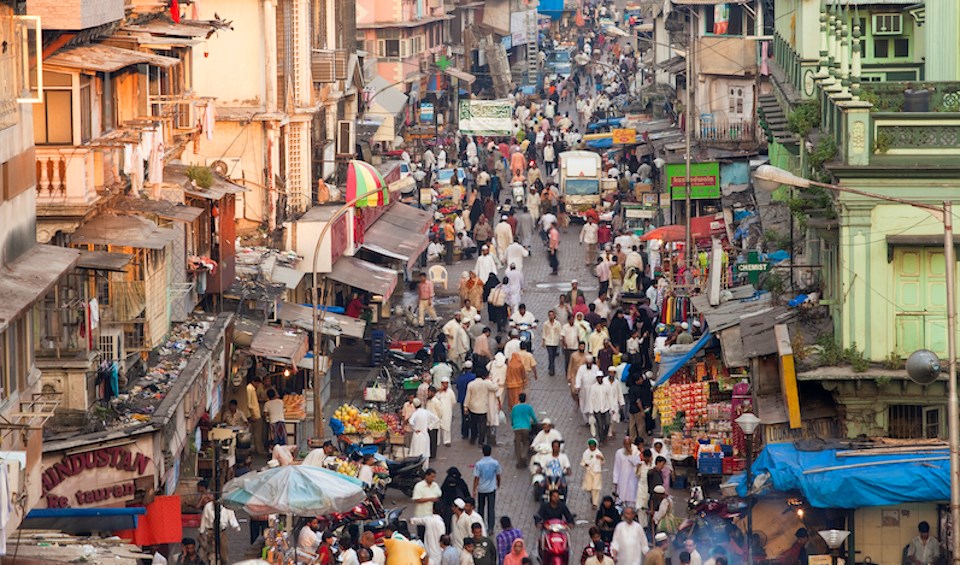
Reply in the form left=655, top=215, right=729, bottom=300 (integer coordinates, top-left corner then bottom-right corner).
left=775, top=324, right=802, bottom=429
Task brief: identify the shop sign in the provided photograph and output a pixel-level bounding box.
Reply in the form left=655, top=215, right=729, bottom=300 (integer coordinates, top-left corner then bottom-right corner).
left=42, top=445, right=153, bottom=508
left=666, top=162, right=721, bottom=200
left=419, top=102, right=434, bottom=123
left=612, top=128, right=637, bottom=144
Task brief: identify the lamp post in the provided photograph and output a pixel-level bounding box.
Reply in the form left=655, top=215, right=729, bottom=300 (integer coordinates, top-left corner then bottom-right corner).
left=818, top=529, right=851, bottom=565
left=736, top=411, right=762, bottom=565
left=311, top=191, right=386, bottom=439
left=754, top=164, right=960, bottom=565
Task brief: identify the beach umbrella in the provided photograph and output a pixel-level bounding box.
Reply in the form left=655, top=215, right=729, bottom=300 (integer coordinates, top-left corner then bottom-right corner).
left=346, top=160, right=389, bottom=207
left=221, top=465, right=366, bottom=517
left=640, top=224, right=686, bottom=242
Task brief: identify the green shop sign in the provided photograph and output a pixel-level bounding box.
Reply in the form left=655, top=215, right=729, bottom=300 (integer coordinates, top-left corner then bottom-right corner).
left=666, top=162, right=720, bottom=200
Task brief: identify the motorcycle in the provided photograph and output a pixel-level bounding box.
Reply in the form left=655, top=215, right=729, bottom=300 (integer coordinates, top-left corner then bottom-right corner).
left=318, top=487, right=386, bottom=533
left=512, top=181, right=526, bottom=206
left=509, top=320, right=538, bottom=351
left=385, top=456, right=426, bottom=497
left=529, top=444, right=568, bottom=502
left=678, top=496, right=746, bottom=549
left=538, top=519, right=571, bottom=565
left=346, top=507, right=405, bottom=544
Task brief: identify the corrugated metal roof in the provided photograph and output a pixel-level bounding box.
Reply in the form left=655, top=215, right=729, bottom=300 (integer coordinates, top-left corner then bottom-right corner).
left=367, top=76, right=409, bottom=116
left=45, top=44, right=181, bottom=73
left=249, top=325, right=309, bottom=364
left=70, top=214, right=178, bottom=250
left=327, top=257, right=398, bottom=300
left=0, top=245, right=80, bottom=333
left=113, top=197, right=204, bottom=222
left=120, top=20, right=212, bottom=37
left=76, top=251, right=133, bottom=272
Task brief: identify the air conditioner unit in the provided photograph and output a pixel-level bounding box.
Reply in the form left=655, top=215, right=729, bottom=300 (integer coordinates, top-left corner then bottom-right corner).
left=98, top=327, right=125, bottom=364
left=337, top=120, right=355, bottom=155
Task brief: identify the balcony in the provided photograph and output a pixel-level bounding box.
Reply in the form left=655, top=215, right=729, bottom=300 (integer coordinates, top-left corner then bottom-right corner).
left=821, top=81, right=960, bottom=166
left=697, top=115, right=756, bottom=144
left=34, top=147, right=101, bottom=212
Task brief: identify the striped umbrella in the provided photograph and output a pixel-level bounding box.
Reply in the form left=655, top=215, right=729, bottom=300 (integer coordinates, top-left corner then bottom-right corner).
left=346, top=160, right=389, bottom=207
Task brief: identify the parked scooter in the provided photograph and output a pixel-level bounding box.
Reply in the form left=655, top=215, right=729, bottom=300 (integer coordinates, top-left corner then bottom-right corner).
left=318, top=487, right=386, bottom=533
left=509, top=320, right=538, bottom=351
left=385, top=456, right=426, bottom=497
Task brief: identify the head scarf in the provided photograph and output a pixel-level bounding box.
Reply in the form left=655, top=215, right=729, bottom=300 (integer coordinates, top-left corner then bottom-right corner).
left=503, top=539, right=528, bottom=565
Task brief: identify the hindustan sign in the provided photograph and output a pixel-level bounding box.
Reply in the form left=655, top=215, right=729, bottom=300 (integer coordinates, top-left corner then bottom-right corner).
left=41, top=444, right=154, bottom=508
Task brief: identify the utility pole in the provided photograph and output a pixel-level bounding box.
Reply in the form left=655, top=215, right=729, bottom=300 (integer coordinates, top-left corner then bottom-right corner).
left=684, top=6, right=694, bottom=270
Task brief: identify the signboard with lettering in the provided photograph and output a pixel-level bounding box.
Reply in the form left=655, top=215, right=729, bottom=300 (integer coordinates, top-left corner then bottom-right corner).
left=419, top=102, right=434, bottom=123
left=666, top=162, right=721, bottom=200
left=612, top=128, right=637, bottom=144
left=42, top=443, right=155, bottom=508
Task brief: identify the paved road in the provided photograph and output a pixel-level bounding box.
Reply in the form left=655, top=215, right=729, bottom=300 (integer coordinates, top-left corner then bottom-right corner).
left=381, top=225, right=622, bottom=557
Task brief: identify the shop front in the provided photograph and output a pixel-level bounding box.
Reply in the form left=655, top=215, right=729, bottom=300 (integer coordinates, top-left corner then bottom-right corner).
left=40, top=435, right=159, bottom=510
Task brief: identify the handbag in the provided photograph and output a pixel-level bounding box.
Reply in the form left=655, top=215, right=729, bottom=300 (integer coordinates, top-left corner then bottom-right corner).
left=656, top=499, right=682, bottom=534
left=364, top=383, right=387, bottom=402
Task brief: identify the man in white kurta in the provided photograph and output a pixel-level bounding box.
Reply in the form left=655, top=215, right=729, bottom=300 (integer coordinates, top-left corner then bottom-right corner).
left=408, top=401, right=440, bottom=470
left=434, top=377, right=458, bottom=446
left=574, top=356, right=598, bottom=424
left=475, top=246, right=500, bottom=284
left=494, top=216, right=514, bottom=262
left=612, top=436, right=640, bottom=507
left=504, top=241, right=530, bottom=272
left=610, top=507, right=649, bottom=565
left=634, top=451, right=652, bottom=527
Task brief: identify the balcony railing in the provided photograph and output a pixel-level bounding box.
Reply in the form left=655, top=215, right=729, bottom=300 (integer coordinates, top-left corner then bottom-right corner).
left=697, top=115, right=755, bottom=143
left=34, top=147, right=101, bottom=208
left=312, top=49, right=348, bottom=84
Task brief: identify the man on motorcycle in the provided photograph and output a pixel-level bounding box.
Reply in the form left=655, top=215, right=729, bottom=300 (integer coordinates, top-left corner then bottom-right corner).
left=539, top=440, right=572, bottom=496
left=510, top=304, right=537, bottom=326
left=531, top=419, right=563, bottom=451
left=537, top=490, right=575, bottom=524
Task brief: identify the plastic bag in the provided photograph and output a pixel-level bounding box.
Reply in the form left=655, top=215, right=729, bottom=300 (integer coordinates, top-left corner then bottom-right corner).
left=498, top=410, right=506, bottom=425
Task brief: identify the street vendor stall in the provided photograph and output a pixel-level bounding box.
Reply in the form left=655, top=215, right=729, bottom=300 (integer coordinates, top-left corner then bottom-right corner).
left=248, top=325, right=310, bottom=445
left=654, top=331, right=753, bottom=481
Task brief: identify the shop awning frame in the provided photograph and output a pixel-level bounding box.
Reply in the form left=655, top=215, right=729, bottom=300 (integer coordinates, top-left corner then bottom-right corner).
left=45, top=44, right=181, bottom=73
left=326, top=257, right=398, bottom=301
left=70, top=214, right=178, bottom=250
left=24, top=507, right=146, bottom=533
left=76, top=250, right=133, bottom=272
left=0, top=245, right=80, bottom=334
left=249, top=325, right=310, bottom=365
left=654, top=331, right=714, bottom=387
left=361, top=203, right=432, bottom=268
left=278, top=302, right=367, bottom=339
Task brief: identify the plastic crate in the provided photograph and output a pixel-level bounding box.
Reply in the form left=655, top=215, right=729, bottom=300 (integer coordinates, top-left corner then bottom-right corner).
left=699, top=451, right=723, bottom=460
left=720, top=444, right=734, bottom=456
left=389, top=340, right=424, bottom=353
left=699, top=459, right=723, bottom=474
left=403, top=378, right=421, bottom=392
left=722, top=458, right=746, bottom=475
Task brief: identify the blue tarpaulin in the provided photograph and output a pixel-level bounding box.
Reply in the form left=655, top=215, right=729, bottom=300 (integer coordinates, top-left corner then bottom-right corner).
left=654, top=331, right=713, bottom=387
left=586, top=138, right=614, bottom=149
left=24, top=507, right=145, bottom=533
left=734, top=443, right=950, bottom=508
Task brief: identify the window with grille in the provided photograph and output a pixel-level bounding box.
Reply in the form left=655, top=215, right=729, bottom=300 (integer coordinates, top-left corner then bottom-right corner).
left=888, top=404, right=943, bottom=439
left=872, top=13, right=902, bottom=35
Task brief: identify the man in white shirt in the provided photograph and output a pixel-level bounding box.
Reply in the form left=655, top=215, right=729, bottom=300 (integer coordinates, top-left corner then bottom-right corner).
left=361, top=531, right=386, bottom=565
left=610, top=507, right=649, bottom=565
left=412, top=469, right=443, bottom=517
left=907, top=521, right=941, bottom=565
left=575, top=355, right=598, bottom=424
left=684, top=538, right=703, bottom=565
left=531, top=419, right=564, bottom=451
left=593, top=295, right=612, bottom=319
left=580, top=220, right=599, bottom=266
left=298, top=517, right=321, bottom=555
left=263, top=389, right=286, bottom=447
left=199, top=500, right=241, bottom=564
left=510, top=303, right=537, bottom=326
left=504, top=241, right=530, bottom=272
left=541, top=309, right=563, bottom=376
left=409, top=503, right=447, bottom=565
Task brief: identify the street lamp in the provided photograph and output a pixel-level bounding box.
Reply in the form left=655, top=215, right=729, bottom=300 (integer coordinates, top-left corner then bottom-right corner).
left=818, top=529, right=851, bottom=565
left=754, top=164, right=960, bottom=565
left=736, top=411, right=762, bottom=565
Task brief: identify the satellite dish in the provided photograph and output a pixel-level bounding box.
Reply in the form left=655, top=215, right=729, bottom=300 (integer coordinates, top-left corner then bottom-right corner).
left=906, top=349, right=941, bottom=385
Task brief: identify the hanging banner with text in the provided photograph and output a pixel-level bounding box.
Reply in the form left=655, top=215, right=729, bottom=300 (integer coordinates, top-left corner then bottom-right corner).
left=458, top=100, right=514, bottom=135
left=666, top=162, right=721, bottom=200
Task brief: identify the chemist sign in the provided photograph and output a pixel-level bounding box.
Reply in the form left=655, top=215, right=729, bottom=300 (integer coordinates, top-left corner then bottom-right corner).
left=666, top=162, right=720, bottom=200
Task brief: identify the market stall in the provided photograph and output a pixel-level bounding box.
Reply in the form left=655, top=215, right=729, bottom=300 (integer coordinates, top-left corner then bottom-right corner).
left=248, top=324, right=310, bottom=445
left=654, top=332, right=753, bottom=483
